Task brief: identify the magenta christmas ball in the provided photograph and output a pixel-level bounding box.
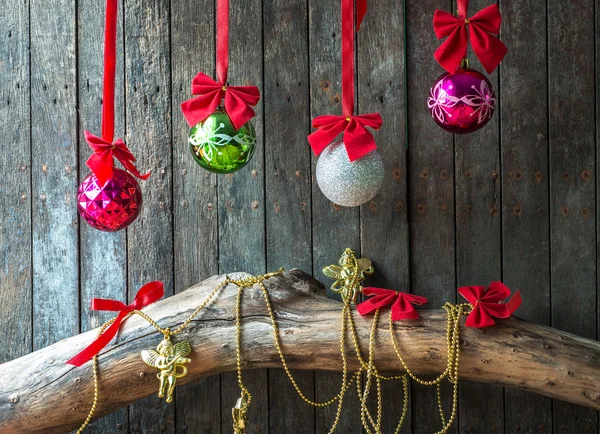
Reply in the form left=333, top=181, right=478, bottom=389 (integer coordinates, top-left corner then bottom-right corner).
left=427, top=67, right=496, bottom=134
left=77, top=168, right=143, bottom=232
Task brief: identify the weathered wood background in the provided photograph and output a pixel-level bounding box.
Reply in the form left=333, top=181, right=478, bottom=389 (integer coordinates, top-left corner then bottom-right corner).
left=0, top=0, right=597, bottom=432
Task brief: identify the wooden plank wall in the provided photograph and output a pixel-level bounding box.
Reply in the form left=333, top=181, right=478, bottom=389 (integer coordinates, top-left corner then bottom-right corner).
left=0, top=0, right=598, bottom=433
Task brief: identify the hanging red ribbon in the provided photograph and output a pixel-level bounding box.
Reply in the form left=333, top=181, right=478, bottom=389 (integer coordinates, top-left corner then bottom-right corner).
left=458, top=282, right=522, bottom=328
left=85, top=131, right=150, bottom=187
left=308, top=0, right=381, bottom=161
left=433, top=0, right=507, bottom=74
left=180, top=0, right=260, bottom=131
left=357, top=287, right=428, bottom=321
left=84, top=0, right=149, bottom=186
left=67, top=281, right=165, bottom=367
left=180, top=73, right=260, bottom=131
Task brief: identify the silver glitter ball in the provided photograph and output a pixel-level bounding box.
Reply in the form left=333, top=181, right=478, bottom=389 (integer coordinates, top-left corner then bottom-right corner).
left=316, top=139, right=384, bottom=207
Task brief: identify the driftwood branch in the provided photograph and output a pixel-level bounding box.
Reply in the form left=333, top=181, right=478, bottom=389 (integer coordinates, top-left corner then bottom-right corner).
left=0, top=270, right=599, bottom=433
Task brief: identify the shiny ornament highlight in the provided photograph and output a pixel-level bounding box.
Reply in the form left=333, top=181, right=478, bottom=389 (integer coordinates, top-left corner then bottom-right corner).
left=316, top=139, right=384, bottom=207
left=77, top=168, right=143, bottom=232
left=427, top=67, right=496, bottom=134
left=188, top=110, right=256, bottom=174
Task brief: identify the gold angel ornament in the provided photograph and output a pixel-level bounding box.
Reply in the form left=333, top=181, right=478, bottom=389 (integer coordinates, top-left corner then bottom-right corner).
left=141, top=335, right=192, bottom=403
left=322, top=248, right=374, bottom=303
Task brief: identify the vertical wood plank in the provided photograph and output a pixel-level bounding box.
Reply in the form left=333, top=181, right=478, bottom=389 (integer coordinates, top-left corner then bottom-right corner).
left=264, top=0, right=315, bottom=432
left=78, top=0, right=129, bottom=431
left=455, top=1, right=503, bottom=432
left=171, top=0, right=221, bottom=432
left=500, top=0, right=553, bottom=432
left=357, top=0, right=410, bottom=432
left=31, top=0, right=79, bottom=350
left=548, top=0, right=598, bottom=432
left=308, top=0, right=362, bottom=431
left=124, top=0, right=174, bottom=431
left=218, top=0, right=269, bottom=432
left=405, top=0, right=457, bottom=432
left=0, top=0, right=32, bottom=364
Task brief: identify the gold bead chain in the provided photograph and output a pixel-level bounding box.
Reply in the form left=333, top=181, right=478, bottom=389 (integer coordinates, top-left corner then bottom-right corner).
left=75, top=267, right=469, bottom=434
left=75, top=277, right=231, bottom=433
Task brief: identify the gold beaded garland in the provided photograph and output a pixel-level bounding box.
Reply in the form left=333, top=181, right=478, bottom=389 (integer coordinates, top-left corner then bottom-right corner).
left=75, top=250, right=470, bottom=434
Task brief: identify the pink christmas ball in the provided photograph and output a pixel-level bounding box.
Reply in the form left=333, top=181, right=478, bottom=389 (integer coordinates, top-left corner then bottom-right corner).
left=427, top=67, right=496, bottom=134
left=77, top=168, right=143, bottom=232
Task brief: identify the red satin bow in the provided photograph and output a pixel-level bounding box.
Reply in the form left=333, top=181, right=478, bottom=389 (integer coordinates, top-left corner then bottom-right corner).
left=433, top=4, right=508, bottom=74
left=67, top=281, right=165, bottom=367
left=308, top=113, right=383, bottom=162
left=357, top=287, right=428, bottom=320
left=180, top=72, right=260, bottom=131
left=458, top=282, right=522, bottom=328
left=85, top=131, right=150, bottom=187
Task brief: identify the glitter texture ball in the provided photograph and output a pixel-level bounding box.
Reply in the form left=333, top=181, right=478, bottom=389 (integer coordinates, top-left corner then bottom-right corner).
left=77, top=168, right=143, bottom=232
left=188, top=110, right=256, bottom=174
left=427, top=67, right=496, bottom=134
left=316, top=139, right=384, bottom=207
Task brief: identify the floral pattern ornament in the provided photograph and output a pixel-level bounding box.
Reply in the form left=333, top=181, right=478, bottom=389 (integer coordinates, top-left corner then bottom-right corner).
left=188, top=110, right=256, bottom=174
left=427, top=68, right=496, bottom=134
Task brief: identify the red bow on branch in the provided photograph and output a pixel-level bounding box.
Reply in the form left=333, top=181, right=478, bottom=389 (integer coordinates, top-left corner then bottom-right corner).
left=357, top=287, right=428, bottom=320
left=308, top=113, right=383, bottom=162
left=84, top=131, right=150, bottom=187
left=433, top=4, right=508, bottom=74
left=67, top=281, right=165, bottom=367
left=458, top=282, right=522, bottom=328
left=180, top=72, right=260, bottom=131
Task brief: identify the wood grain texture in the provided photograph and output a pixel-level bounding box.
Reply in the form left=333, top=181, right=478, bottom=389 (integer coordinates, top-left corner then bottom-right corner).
left=77, top=0, right=129, bottom=431
left=357, top=0, right=411, bottom=431
left=3, top=0, right=600, bottom=431
left=548, top=0, right=598, bottom=432
left=405, top=0, right=457, bottom=432
left=454, top=1, right=504, bottom=431
left=2, top=270, right=600, bottom=434
left=308, top=0, right=363, bottom=431
left=263, top=0, right=315, bottom=432
left=170, top=0, right=221, bottom=432
left=218, top=0, right=269, bottom=432
left=499, top=0, right=553, bottom=432
left=30, top=0, right=79, bottom=352
left=124, top=0, right=174, bottom=431
left=0, top=0, right=31, bottom=364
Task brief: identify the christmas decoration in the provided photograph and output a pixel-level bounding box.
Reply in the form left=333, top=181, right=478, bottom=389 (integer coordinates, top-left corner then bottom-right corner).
left=77, top=168, right=143, bottom=232
left=181, top=0, right=260, bottom=174
left=322, top=247, right=373, bottom=303
left=315, top=140, right=384, bottom=206
left=308, top=0, right=384, bottom=207
left=427, top=65, right=496, bottom=134
left=78, top=0, right=149, bottom=231
left=141, top=337, right=191, bottom=403
left=357, top=287, right=428, bottom=320
left=459, top=281, right=522, bottom=328
left=429, top=0, right=507, bottom=134
left=188, top=109, right=256, bottom=173
left=66, top=248, right=523, bottom=434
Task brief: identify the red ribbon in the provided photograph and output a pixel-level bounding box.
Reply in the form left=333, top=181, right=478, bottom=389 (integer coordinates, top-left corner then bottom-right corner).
left=180, top=0, right=260, bottom=130
left=433, top=0, right=508, bottom=74
left=85, top=131, right=151, bottom=187
left=458, top=282, right=522, bottom=328
left=357, top=287, right=428, bottom=321
left=67, top=281, right=165, bottom=367
left=308, top=114, right=383, bottom=162
left=180, top=72, right=260, bottom=131
left=101, top=0, right=117, bottom=142
left=83, top=0, right=148, bottom=187
left=308, top=0, right=382, bottom=161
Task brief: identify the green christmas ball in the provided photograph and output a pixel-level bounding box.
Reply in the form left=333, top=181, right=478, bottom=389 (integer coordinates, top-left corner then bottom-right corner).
left=188, top=110, right=256, bottom=174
